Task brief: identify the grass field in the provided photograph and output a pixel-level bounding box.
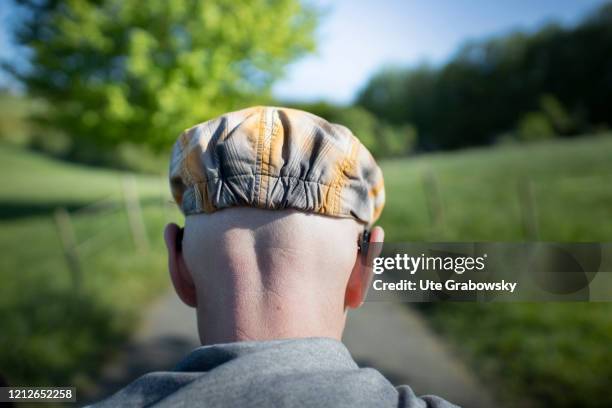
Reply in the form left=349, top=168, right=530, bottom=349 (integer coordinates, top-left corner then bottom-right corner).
left=0, top=143, right=180, bottom=391
left=378, top=134, right=612, bottom=407
left=0, top=134, right=611, bottom=406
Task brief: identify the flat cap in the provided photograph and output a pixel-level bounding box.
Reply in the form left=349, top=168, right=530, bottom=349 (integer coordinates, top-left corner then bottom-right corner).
left=169, top=106, right=385, bottom=225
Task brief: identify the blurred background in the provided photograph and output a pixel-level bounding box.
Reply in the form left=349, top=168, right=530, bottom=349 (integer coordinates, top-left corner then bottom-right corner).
left=0, top=0, right=611, bottom=407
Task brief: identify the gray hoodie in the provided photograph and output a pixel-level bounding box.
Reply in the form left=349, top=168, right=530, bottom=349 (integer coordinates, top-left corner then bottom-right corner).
left=92, top=338, right=458, bottom=408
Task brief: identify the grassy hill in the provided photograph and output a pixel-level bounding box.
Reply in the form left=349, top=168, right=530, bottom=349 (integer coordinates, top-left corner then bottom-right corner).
left=377, top=134, right=612, bottom=407
left=379, top=135, right=612, bottom=242
left=0, top=134, right=611, bottom=406
left=0, top=143, right=180, bottom=391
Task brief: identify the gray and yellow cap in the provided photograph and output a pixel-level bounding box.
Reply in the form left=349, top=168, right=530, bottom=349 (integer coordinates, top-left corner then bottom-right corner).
left=169, top=106, right=385, bottom=225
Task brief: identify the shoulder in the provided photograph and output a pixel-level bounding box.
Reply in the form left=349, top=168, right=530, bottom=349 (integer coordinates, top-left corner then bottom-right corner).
left=397, top=385, right=461, bottom=408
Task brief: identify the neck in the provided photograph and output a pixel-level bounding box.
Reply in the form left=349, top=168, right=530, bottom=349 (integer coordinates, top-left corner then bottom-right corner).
left=196, top=286, right=347, bottom=345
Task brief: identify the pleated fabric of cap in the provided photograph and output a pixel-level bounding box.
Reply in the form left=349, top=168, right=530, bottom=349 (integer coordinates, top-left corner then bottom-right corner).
left=169, top=106, right=385, bottom=225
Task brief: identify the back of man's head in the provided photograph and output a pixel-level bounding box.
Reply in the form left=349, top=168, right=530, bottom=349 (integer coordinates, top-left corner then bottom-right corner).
left=181, top=208, right=365, bottom=343
left=165, top=106, right=385, bottom=345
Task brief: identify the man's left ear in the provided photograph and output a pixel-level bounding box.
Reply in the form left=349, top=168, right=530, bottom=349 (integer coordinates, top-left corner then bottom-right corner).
left=344, top=226, right=384, bottom=309
left=164, top=223, right=197, bottom=308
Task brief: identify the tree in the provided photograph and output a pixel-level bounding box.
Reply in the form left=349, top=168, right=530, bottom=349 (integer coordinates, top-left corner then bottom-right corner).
left=356, top=1, right=612, bottom=151
left=9, top=0, right=318, bottom=150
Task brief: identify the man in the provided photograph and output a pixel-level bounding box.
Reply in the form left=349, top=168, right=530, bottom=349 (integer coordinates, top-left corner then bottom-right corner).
left=94, top=107, right=457, bottom=407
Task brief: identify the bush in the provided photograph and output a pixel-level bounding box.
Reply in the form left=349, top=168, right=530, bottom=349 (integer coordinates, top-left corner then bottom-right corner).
left=539, top=94, right=575, bottom=135
left=377, top=123, right=417, bottom=157
left=517, top=112, right=556, bottom=142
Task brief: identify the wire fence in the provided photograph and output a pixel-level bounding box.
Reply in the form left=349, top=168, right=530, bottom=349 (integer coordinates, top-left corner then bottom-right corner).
left=52, top=174, right=177, bottom=292
left=49, top=170, right=608, bottom=290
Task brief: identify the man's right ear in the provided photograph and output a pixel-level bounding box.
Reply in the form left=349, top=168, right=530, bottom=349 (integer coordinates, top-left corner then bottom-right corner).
left=164, top=223, right=197, bottom=308
left=345, top=226, right=384, bottom=309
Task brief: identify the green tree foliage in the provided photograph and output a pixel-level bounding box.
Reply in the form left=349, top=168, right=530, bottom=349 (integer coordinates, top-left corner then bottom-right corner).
left=9, top=0, right=318, bottom=150
left=356, top=65, right=435, bottom=149
left=357, top=2, right=612, bottom=150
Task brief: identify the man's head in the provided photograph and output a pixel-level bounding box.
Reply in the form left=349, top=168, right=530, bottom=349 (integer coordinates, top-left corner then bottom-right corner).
left=165, top=107, right=385, bottom=345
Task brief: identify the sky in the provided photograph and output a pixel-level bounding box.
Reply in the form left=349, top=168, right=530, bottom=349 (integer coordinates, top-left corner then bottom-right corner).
left=0, top=0, right=608, bottom=102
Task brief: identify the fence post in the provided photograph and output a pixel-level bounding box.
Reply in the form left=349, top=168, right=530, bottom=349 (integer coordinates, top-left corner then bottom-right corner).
left=122, top=175, right=150, bottom=252
left=54, top=207, right=82, bottom=291
left=518, top=177, right=540, bottom=240
left=422, top=169, right=445, bottom=239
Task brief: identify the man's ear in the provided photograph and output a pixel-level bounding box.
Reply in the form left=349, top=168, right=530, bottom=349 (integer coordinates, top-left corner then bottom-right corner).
left=164, top=223, right=197, bottom=308
left=345, top=226, right=385, bottom=309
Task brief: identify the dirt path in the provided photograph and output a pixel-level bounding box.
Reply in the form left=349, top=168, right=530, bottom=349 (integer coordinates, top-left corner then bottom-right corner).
left=81, top=293, right=200, bottom=405
left=83, top=292, right=496, bottom=407
left=344, top=302, right=496, bottom=407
